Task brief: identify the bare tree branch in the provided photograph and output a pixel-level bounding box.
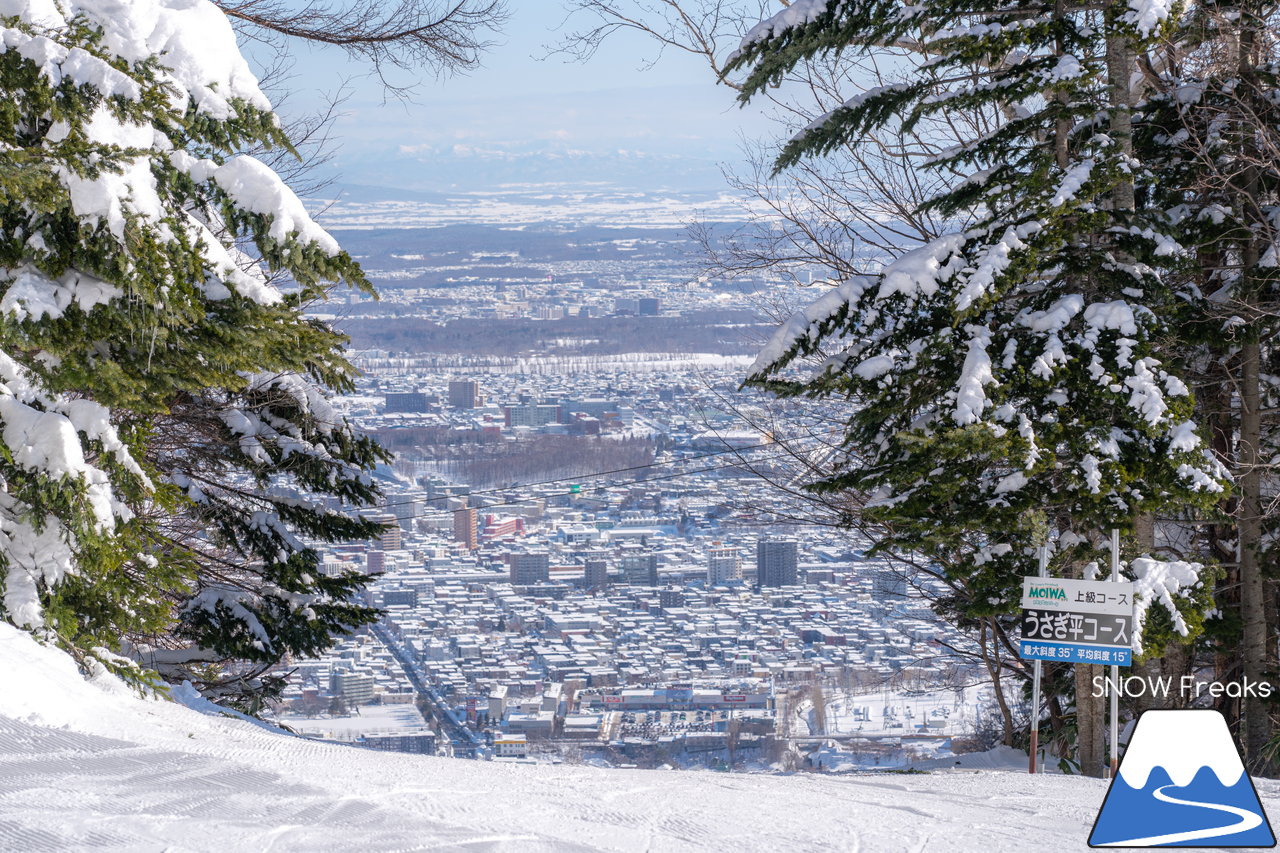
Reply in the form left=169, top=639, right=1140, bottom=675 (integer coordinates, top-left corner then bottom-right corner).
left=217, top=0, right=508, bottom=94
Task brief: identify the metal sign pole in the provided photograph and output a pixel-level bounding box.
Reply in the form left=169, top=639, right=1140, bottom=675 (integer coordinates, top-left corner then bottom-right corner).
left=1109, top=528, right=1120, bottom=778
left=1029, top=544, right=1047, bottom=774
left=1018, top=562, right=1134, bottom=779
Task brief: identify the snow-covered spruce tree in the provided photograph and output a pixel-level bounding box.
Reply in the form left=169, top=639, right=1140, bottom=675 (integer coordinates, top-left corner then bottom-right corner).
left=726, top=1, right=1229, bottom=759
left=0, top=0, right=387, bottom=702
left=1131, top=0, right=1280, bottom=765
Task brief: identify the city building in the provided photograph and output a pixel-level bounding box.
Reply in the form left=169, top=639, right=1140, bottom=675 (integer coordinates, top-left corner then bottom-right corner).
left=659, top=587, right=684, bottom=609
left=356, top=731, right=436, bottom=755
left=482, top=514, right=525, bottom=541
left=493, top=732, right=528, bottom=758
left=508, top=551, right=550, bottom=586
left=448, top=379, right=480, bottom=409
left=383, top=588, right=418, bottom=607
left=374, top=514, right=402, bottom=552
left=757, top=538, right=799, bottom=588
left=393, top=499, right=420, bottom=531
left=619, top=547, right=659, bottom=586
left=874, top=567, right=908, bottom=599
left=707, top=543, right=741, bottom=586
left=366, top=550, right=386, bottom=575
left=584, top=559, right=609, bottom=591
left=331, top=671, right=375, bottom=705
left=453, top=506, right=478, bottom=550
left=384, top=392, right=429, bottom=413
left=504, top=403, right=561, bottom=428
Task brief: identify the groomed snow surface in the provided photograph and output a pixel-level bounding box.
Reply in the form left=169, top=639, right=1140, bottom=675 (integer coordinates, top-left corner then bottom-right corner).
left=1, top=625, right=1275, bottom=852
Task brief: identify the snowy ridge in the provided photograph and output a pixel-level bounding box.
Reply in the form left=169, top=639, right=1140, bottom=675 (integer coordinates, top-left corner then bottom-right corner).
left=1118, top=710, right=1245, bottom=789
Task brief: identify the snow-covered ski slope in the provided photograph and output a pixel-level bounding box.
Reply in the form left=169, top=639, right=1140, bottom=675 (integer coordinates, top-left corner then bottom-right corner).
left=1, top=625, right=1273, bottom=853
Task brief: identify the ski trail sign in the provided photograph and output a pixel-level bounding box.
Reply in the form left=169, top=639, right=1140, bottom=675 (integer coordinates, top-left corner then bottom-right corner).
left=1019, top=577, right=1134, bottom=666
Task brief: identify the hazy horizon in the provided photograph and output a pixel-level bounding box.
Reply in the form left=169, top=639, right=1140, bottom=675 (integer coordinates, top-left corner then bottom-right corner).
left=255, top=3, right=775, bottom=194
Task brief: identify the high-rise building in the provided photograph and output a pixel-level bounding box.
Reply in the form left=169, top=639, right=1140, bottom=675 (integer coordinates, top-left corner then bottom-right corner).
left=706, top=543, right=741, bottom=585
left=561, top=399, right=618, bottom=419
left=874, top=567, right=908, bottom=600
left=356, top=731, right=436, bottom=755
left=584, top=558, right=609, bottom=591
left=453, top=506, right=478, bottom=550
left=366, top=550, right=386, bottom=574
left=425, top=476, right=470, bottom=503
left=757, top=538, right=799, bottom=588
left=384, top=392, right=429, bottom=413
left=508, top=551, right=550, bottom=586
left=619, top=548, right=659, bottom=586
left=448, top=379, right=479, bottom=409
left=375, top=514, right=401, bottom=551
left=482, top=514, right=525, bottom=541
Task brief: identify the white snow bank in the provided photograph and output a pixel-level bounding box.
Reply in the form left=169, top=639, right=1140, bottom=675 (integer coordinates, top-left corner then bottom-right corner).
left=1, top=624, right=1270, bottom=851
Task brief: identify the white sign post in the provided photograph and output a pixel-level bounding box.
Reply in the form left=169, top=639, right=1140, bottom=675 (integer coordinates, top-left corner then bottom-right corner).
left=1029, top=545, right=1046, bottom=774
left=1019, top=545, right=1135, bottom=777
left=1109, top=528, right=1120, bottom=779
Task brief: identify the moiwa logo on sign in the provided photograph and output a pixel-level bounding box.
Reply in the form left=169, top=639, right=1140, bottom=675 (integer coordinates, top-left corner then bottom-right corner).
left=1089, top=710, right=1276, bottom=847
left=1026, top=585, right=1067, bottom=601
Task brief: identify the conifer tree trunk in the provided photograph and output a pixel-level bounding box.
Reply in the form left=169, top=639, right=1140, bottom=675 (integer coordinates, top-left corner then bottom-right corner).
left=1070, top=531, right=1105, bottom=775
left=1235, top=8, right=1272, bottom=770
left=1076, top=663, right=1105, bottom=776
left=1239, top=336, right=1269, bottom=766
left=1104, top=32, right=1135, bottom=210
left=1052, top=0, right=1071, bottom=169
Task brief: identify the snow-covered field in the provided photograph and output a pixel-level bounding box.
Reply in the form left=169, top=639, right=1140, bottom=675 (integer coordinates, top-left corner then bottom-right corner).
left=818, top=686, right=986, bottom=737
left=0, top=624, right=1271, bottom=852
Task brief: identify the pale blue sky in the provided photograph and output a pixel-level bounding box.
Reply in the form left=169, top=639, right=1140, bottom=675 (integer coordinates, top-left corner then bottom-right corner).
left=253, top=3, right=772, bottom=191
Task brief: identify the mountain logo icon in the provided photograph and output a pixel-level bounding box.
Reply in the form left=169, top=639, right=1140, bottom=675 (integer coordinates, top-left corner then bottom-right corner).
left=1089, top=709, right=1276, bottom=847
